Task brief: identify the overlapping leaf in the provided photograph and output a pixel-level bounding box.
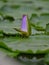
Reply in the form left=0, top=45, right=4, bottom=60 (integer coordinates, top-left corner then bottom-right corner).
left=31, top=13, right=49, bottom=30
left=0, top=35, right=49, bottom=53
left=0, top=19, right=21, bottom=34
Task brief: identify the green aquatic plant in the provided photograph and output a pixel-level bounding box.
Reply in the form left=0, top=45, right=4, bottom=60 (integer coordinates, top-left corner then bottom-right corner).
left=14, top=15, right=31, bottom=37
left=0, top=0, right=49, bottom=65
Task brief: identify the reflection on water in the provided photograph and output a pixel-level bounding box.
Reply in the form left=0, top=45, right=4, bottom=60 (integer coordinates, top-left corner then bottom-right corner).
left=0, top=52, right=47, bottom=65
left=17, top=55, right=47, bottom=65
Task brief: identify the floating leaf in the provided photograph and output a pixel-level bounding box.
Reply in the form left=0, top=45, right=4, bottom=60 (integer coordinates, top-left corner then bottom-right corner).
left=0, top=19, right=21, bottom=34
left=0, top=35, right=49, bottom=54
left=31, top=13, right=49, bottom=31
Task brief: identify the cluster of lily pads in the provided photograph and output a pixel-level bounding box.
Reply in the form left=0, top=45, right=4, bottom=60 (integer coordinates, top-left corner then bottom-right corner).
left=0, top=0, right=49, bottom=65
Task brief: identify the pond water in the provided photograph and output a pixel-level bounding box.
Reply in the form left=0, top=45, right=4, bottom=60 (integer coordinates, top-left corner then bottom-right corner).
left=0, top=51, right=24, bottom=65
left=0, top=51, right=47, bottom=65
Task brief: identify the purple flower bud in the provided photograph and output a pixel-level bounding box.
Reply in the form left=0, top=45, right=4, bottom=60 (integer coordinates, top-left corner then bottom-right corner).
left=21, top=15, right=28, bottom=32
left=20, top=15, right=31, bottom=36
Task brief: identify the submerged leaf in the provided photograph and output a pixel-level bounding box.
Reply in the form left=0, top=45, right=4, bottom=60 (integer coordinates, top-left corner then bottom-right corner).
left=44, top=53, right=49, bottom=64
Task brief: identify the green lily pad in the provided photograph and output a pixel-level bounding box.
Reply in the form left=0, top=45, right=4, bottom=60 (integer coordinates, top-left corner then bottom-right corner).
left=0, top=17, right=43, bottom=35
left=0, top=4, right=33, bottom=19
left=0, top=35, right=49, bottom=54
left=0, top=19, right=21, bottom=34
left=31, top=13, right=49, bottom=31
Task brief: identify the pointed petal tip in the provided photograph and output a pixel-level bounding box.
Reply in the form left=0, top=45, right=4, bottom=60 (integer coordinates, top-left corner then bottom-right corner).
left=23, top=14, right=27, bottom=18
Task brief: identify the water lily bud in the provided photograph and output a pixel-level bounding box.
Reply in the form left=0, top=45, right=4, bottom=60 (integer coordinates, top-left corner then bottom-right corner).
left=20, top=15, right=31, bottom=36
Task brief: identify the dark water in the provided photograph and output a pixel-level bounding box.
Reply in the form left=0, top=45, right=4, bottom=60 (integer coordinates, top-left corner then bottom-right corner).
left=0, top=51, right=47, bottom=65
